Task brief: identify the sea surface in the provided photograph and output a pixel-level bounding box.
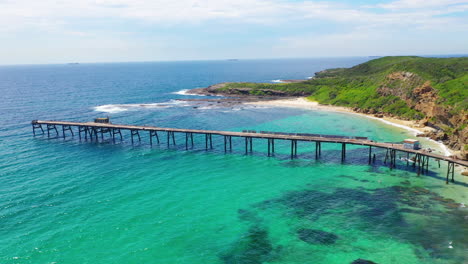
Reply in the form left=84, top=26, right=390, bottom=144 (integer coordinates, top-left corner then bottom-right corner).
left=1, top=58, right=467, bottom=264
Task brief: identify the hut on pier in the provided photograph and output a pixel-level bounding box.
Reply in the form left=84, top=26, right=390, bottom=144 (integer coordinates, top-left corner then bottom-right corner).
left=403, top=139, right=420, bottom=150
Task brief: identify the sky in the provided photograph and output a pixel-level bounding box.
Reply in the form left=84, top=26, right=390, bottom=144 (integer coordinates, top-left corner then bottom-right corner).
left=0, top=0, right=467, bottom=64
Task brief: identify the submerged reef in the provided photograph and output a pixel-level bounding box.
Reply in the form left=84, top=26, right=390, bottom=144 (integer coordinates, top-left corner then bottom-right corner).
left=222, top=185, right=467, bottom=263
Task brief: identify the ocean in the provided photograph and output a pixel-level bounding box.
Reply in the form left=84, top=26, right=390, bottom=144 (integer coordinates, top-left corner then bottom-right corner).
left=1, top=58, right=467, bottom=264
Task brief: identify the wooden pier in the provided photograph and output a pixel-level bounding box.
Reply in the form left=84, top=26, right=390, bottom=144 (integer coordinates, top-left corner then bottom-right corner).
left=32, top=120, right=468, bottom=184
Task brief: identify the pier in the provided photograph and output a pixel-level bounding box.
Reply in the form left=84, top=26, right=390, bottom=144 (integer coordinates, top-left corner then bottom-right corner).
left=32, top=120, right=468, bottom=184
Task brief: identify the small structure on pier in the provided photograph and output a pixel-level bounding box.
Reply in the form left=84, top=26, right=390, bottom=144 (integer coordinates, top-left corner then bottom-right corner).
left=403, top=139, right=420, bottom=150
left=94, top=117, right=110, bottom=124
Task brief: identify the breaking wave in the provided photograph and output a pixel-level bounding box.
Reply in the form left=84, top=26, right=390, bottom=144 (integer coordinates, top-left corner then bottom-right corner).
left=271, top=79, right=285, bottom=83
left=93, top=100, right=190, bottom=113
left=171, top=89, right=206, bottom=96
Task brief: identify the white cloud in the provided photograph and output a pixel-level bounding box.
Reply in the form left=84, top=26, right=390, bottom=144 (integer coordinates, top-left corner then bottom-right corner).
left=377, top=0, right=468, bottom=9
left=0, top=0, right=465, bottom=33
left=0, top=0, right=466, bottom=63
left=273, top=28, right=468, bottom=57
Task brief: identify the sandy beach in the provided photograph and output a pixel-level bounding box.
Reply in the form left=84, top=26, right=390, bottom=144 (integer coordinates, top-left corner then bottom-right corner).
left=245, top=97, right=453, bottom=156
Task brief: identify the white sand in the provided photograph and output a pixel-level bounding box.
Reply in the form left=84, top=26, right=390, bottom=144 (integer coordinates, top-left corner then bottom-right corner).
left=245, top=98, right=452, bottom=156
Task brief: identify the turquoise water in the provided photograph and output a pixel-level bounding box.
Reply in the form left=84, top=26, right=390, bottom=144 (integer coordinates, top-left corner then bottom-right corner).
left=1, top=59, right=467, bottom=264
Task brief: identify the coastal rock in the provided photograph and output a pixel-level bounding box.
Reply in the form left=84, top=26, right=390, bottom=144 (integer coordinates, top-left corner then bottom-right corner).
left=192, top=59, right=468, bottom=157
left=376, top=71, right=467, bottom=159
left=454, top=151, right=468, bottom=161
left=297, top=229, right=339, bottom=245
left=461, top=170, right=468, bottom=176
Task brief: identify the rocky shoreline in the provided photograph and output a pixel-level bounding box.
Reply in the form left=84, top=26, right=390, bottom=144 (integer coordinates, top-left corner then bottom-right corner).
left=188, top=83, right=467, bottom=161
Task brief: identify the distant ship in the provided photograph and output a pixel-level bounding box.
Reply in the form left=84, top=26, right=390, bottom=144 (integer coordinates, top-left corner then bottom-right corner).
left=67, top=62, right=80, bottom=65
left=227, top=59, right=239, bottom=61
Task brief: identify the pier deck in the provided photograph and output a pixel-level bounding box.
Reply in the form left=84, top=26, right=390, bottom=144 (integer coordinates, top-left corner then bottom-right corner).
left=32, top=120, right=467, bottom=183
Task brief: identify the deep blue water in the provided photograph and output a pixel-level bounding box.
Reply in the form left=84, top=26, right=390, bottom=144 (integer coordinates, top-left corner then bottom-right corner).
left=1, top=57, right=467, bottom=264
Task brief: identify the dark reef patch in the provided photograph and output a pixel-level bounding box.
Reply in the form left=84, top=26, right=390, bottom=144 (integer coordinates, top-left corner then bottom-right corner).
left=220, top=225, right=279, bottom=264
left=297, top=228, right=339, bottom=245
left=254, top=185, right=468, bottom=261
left=238, top=209, right=262, bottom=223
left=351, top=259, right=378, bottom=264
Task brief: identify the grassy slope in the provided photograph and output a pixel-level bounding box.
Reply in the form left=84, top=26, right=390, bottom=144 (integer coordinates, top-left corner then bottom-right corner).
left=222, top=56, right=468, bottom=121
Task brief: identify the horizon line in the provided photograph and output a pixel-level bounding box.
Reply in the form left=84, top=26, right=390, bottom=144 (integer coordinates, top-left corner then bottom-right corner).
left=1, top=53, right=467, bottom=67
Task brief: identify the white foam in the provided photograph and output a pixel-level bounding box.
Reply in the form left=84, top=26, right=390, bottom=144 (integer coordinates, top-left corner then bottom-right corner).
left=171, top=89, right=206, bottom=96
left=365, top=115, right=421, bottom=135
left=93, top=105, right=129, bottom=113
left=93, top=100, right=190, bottom=113
left=197, top=105, right=217, bottom=110
left=363, top=115, right=451, bottom=156
left=271, top=80, right=285, bottom=83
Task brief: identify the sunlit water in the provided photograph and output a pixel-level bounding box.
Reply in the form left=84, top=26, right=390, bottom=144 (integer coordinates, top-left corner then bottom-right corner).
left=1, top=58, right=467, bottom=264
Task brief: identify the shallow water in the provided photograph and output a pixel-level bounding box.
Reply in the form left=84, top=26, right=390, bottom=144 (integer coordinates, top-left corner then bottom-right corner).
left=1, top=58, right=467, bottom=264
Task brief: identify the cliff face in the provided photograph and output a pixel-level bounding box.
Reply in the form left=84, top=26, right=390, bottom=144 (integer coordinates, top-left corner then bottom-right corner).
left=193, top=56, right=468, bottom=158
left=377, top=71, right=467, bottom=158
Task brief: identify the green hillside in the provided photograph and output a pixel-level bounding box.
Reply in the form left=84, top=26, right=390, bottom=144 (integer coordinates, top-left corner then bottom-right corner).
left=217, top=56, right=468, bottom=153
left=222, top=56, right=467, bottom=119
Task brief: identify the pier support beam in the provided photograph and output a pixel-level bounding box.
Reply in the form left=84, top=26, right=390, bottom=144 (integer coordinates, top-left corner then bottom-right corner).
left=446, top=161, right=455, bottom=184
left=205, top=133, right=213, bottom=150
left=341, top=143, right=346, bottom=163
left=368, top=146, right=372, bottom=165
left=166, top=131, right=176, bottom=147
left=426, top=157, right=430, bottom=174
left=267, top=138, right=275, bottom=157
left=32, top=122, right=44, bottom=136
left=47, top=124, right=59, bottom=138
left=149, top=131, right=159, bottom=145
left=131, top=130, right=141, bottom=144
left=78, top=126, right=84, bottom=140
left=415, top=154, right=422, bottom=175
left=224, top=135, right=232, bottom=152
left=86, top=127, right=97, bottom=141
left=61, top=125, right=74, bottom=138
left=389, top=149, right=396, bottom=169
left=315, top=142, right=321, bottom=159
left=290, top=140, right=298, bottom=159
left=99, top=128, right=111, bottom=140
left=185, top=132, right=194, bottom=150
left=111, top=128, right=122, bottom=142
left=245, top=137, right=253, bottom=154
left=78, top=126, right=92, bottom=140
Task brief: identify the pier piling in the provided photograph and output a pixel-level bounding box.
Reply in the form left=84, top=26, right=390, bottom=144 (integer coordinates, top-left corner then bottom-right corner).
left=245, top=137, right=253, bottom=154
left=446, top=161, right=455, bottom=184
left=224, top=135, right=232, bottom=152
left=166, top=131, right=176, bottom=147
left=31, top=122, right=44, bottom=136
left=368, top=146, right=372, bottom=164
left=47, top=124, right=59, bottom=138
left=290, top=140, right=298, bottom=159
left=315, top=142, right=321, bottom=159
left=30, top=120, right=468, bottom=183
left=131, top=130, right=141, bottom=144
left=341, top=143, right=346, bottom=162
left=205, top=133, right=213, bottom=150
left=185, top=132, right=194, bottom=150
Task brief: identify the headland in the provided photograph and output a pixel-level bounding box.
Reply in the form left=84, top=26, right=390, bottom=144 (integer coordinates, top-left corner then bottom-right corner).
left=189, top=56, right=468, bottom=160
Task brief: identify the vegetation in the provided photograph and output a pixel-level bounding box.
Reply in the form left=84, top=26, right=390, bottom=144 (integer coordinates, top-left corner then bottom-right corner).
left=220, top=56, right=468, bottom=121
